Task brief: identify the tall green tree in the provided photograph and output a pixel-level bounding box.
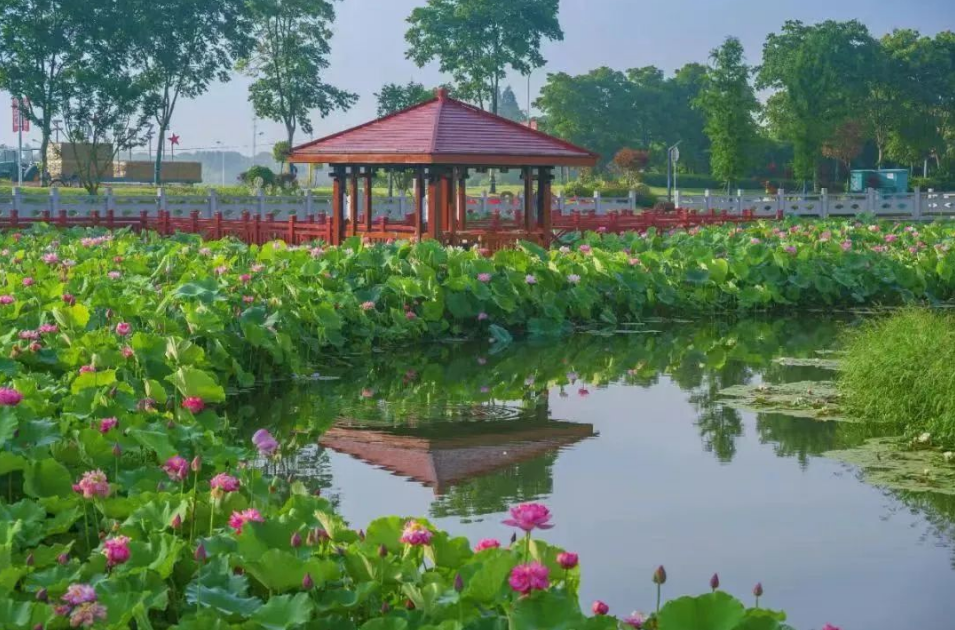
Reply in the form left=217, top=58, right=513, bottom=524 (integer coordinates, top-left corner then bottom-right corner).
left=535, top=67, right=637, bottom=166
left=757, top=20, right=878, bottom=188
left=405, top=0, right=562, bottom=116
left=241, top=0, right=357, bottom=147
left=130, top=0, right=253, bottom=184
left=665, top=63, right=711, bottom=174
left=374, top=81, right=434, bottom=117
left=0, top=0, right=87, bottom=184
left=695, top=37, right=759, bottom=190
left=497, top=85, right=526, bottom=122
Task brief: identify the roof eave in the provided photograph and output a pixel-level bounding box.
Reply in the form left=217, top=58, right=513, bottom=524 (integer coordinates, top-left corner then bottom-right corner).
left=288, top=152, right=599, bottom=168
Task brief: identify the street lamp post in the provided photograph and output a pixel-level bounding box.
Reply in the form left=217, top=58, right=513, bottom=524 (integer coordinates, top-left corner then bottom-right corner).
left=216, top=141, right=225, bottom=185
left=666, top=141, right=682, bottom=203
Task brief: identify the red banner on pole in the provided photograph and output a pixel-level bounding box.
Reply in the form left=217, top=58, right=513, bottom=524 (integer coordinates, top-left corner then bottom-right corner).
left=11, top=97, right=30, bottom=133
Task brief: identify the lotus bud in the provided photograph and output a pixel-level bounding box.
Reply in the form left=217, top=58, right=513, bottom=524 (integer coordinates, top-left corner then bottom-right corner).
left=290, top=532, right=302, bottom=548
left=356, top=529, right=365, bottom=541
left=33, top=624, right=43, bottom=630
left=171, top=514, right=182, bottom=529
left=57, top=553, right=69, bottom=565
left=454, top=573, right=464, bottom=593
left=36, top=588, right=48, bottom=602
left=316, top=528, right=329, bottom=542
left=405, top=599, right=415, bottom=610
left=753, top=582, right=763, bottom=597
left=652, top=565, right=667, bottom=585
left=25, top=552, right=34, bottom=566
left=302, top=573, right=314, bottom=590
left=592, top=601, right=609, bottom=615
left=710, top=573, right=720, bottom=591
left=380, top=602, right=390, bottom=614
left=191, top=456, right=201, bottom=472
left=194, top=543, right=207, bottom=563
left=378, top=544, right=388, bottom=558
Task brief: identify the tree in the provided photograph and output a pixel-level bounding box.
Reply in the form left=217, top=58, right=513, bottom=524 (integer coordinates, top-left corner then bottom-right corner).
left=695, top=37, right=759, bottom=190
left=535, top=67, right=638, bottom=167
left=272, top=140, right=291, bottom=173
left=664, top=63, right=710, bottom=174
left=405, top=0, right=562, bottom=116
left=497, top=85, right=526, bottom=122
left=242, top=0, right=357, bottom=147
left=822, top=120, right=865, bottom=186
left=129, top=0, right=253, bottom=184
left=375, top=81, right=434, bottom=117
left=757, top=20, right=878, bottom=188
left=0, top=0, right=87, bottom=185
left=611, top=148, right=649, bottom=187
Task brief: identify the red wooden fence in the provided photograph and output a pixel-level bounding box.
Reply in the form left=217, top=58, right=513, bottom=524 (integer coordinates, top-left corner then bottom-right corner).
left=0, top=207, right=774, bottom=249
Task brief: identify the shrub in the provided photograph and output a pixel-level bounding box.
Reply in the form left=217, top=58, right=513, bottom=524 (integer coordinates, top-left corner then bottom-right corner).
left=840, top=309, right=955, bottom=448
left=239, top=165, right=277, bottom=190
left=561, top=180, right=658, bottom=207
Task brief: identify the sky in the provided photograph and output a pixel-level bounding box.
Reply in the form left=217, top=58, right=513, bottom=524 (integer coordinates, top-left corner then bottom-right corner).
left=2, top=0, right=954, bottom=158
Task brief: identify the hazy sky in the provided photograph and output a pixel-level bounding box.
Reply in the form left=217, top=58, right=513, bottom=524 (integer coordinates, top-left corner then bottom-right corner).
left=2, top=0, right=953, bottom=157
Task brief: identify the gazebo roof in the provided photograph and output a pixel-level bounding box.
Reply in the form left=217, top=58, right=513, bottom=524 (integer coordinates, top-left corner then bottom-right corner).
left=290, top=88, right=598, bottom=168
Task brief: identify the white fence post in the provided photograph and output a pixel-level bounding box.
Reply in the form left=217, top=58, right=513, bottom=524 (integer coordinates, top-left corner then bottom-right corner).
left=913, top=186, right=922, bottom=220
left=820, top=188, right=828, bottom=218
left=256, top=188, right=266, bottom=217
left=398, top=190, right=406, bottom=218
left=777, top=188, right=785, bottom=217
left=208, top=189, right=218, bottom=218
left=703, top=189, right=712, bottom=212
left=49, top=187, right=59, bottom=215
left=305, top=189, right=313, bottom=217
left=865, top=187, right=875, bottom=214
left=481, top=190, right=488, bottom=215
left=674, top=189, right=681, bottom=209
left=157, top=187, right=166, bottom=213
left=11, top=187, right=20, bottom=213
left=594, top=191, right=602, bottom=214
left=736, top=189, right=743, bottom=215
left=104, top=187, right=113, bottom=213
left=628, top=190, right=636, bottom=212
left=556, top=191, right=564, bottom=213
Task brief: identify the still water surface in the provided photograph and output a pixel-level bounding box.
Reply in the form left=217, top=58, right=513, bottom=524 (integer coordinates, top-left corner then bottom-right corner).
left=246, top=317, right=955, bottom=630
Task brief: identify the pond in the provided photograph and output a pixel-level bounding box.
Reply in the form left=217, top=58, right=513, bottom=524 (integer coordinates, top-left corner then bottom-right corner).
left=238, top=317, right=955, bottom=630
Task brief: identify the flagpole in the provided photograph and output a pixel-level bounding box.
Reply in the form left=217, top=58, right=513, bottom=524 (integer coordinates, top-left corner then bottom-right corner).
left=16, top=100, right=23, bottom=187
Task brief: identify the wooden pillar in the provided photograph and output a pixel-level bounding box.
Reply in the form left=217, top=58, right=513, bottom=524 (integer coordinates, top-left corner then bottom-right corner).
left=330, top=166, right=345, bottom=245
left=348, top=167, right=359, bottom=236
left=426, top=169, right=441, bottom=240
left=523, top=167, right=534, bottom=232
left=538, top=167, right=553, bottom=246
left=414, top=167, right=424, bottom=240
left=440, top=171, right=453, bottom=242
left=363, top=168, right=373, bottom=233
left=457, top=168, right=468, bottom=232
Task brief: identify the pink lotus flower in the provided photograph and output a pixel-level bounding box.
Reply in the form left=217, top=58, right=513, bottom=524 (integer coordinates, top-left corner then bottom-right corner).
left=228, top=508, right=264, bottom=535
left=73, top=470, right=110, bottom=499
left=99, top=417, right=118, bottom=434
left=0, top=295, right=14, bottom=305
left=399, top=520, right=433, bottom=546
left=475, top=311, right=488, bottom=321
left=69, top=601, right=108, bottom=628
left=503, top=503, right=553, bottom=532
left=508, top=562, right=549, bottom=594
left=0, top=387, right=23, bottom=406
left=62, top=584, right=97, bottom=606
left=628, top=257, right=641, bottom=266
left=239, top=274, right=252, bottom=284
left=623, top=612, right=646, bottom=628
left=885, top=234, right=898, bottom=243
left=107, top=271, right=121, bottom=280
left=557, top=551, right=578, bottom=569
left=841, top=241, right=852, bottom=252
left=42, top=252, right=59, bottom=264
left=182, top=397, right=205, bottom=414
left=821, top=625, right=840, bottom=630
left=210, top=473, right=240, bottom=496
left=19, top=330, right=39, bottom=340
left=62, top=293, right=76, bottom=305
left=214, top=265, right=228, bottom=275
left=79, top=365, right=96, bottom=374
left=252, top=429, right=279, bottom=457
left=251, top=264, right=265, bottom=273
left=579, top=245, right=592, bottom=254
left=868, top=225, right=881, bottom=233
left=162, top=456, right=189, bottom=482
left=22, top=277, right=34, bottom=286
left=592, top=600, right=609, bottom=615
left=567, top=274, right=581, bottom=285
left=361, top=301, right=375, bottom=311
left=115, top=322, right=131, bottom=336
left=122, top=346, right=134, bottom=359
left=525, top=274, right=537, bottom=285
left=474, top=538, right=500, bottom=552
left=783, top=245, right=797, bottom=255
left=39, top=324, right=58, bottom=334
left=477, top=272, right=492, bottom=283
left=101, top=535, right=131, bottom=567
left=405, top=311, right=417, bottom=320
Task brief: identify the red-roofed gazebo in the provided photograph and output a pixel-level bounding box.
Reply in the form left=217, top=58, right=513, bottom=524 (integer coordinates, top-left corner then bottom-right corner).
left=290, top=88, right=598, bottom=248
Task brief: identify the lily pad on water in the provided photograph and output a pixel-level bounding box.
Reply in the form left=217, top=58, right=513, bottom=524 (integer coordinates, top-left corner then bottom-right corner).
left=718, top=381, right=848, bottom=421
left=772, top=357, right=843, bottom=370
left=825, top=437, right=955, bottom=496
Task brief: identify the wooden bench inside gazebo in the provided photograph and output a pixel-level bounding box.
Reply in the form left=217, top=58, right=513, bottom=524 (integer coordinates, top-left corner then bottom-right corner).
left=289, top=88, right=598, bottom=249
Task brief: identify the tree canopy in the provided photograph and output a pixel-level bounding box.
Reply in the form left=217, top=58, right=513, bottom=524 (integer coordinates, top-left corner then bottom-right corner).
left=375, top=81, right=434, bottom=117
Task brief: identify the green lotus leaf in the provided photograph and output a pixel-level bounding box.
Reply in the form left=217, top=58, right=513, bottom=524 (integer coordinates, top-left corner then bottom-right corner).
left=508, top=591, right=588, bottom=630
left=657, top=592, right=747, bottom=630
left=251, top=593, right=315, bottom=630
left=167, top=367, right=225, bottom=403
left=70, top=369, right=117, bottom=394
left=360, top=618, right=409, bottom=630
left=23, top=458, right=73, bottom=498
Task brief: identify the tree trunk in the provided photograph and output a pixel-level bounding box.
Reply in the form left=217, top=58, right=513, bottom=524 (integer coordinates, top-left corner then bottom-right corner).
left=153, top=124, right=167, bottom=185
left=490, top=76, right=499, bottom=194
left=39, top=122, right=50, bottom=187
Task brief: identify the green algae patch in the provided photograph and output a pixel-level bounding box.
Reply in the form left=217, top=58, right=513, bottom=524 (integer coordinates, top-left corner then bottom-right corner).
left=825, top=438, right=955, bottom=496
left=718, top=380, right=848, bottom=421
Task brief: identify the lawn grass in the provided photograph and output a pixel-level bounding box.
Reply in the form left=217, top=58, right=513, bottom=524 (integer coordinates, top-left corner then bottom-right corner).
left=840, top=309, right=955, bottom=448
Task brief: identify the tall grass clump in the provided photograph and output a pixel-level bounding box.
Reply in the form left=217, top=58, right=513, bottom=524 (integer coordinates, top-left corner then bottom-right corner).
left=840, top=309, right=955, bottom=447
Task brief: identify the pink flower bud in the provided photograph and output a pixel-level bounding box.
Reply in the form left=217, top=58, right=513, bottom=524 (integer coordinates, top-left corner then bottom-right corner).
left=710, top=573, right=720, bottom=591
left=652, top=565, right=667, bottom=585
left=592, top=600, right=609, bottom=615
left=753, top=582, right=763, bottom=597
left=194, top=543, right=207, bottom=563
left=454, top=573, right=464, bottom=592
left=290, top=532, right=302, bottom=548
left=302, top=573, right=314, bottom=589
left=171, top=514, right=182, bottom=529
